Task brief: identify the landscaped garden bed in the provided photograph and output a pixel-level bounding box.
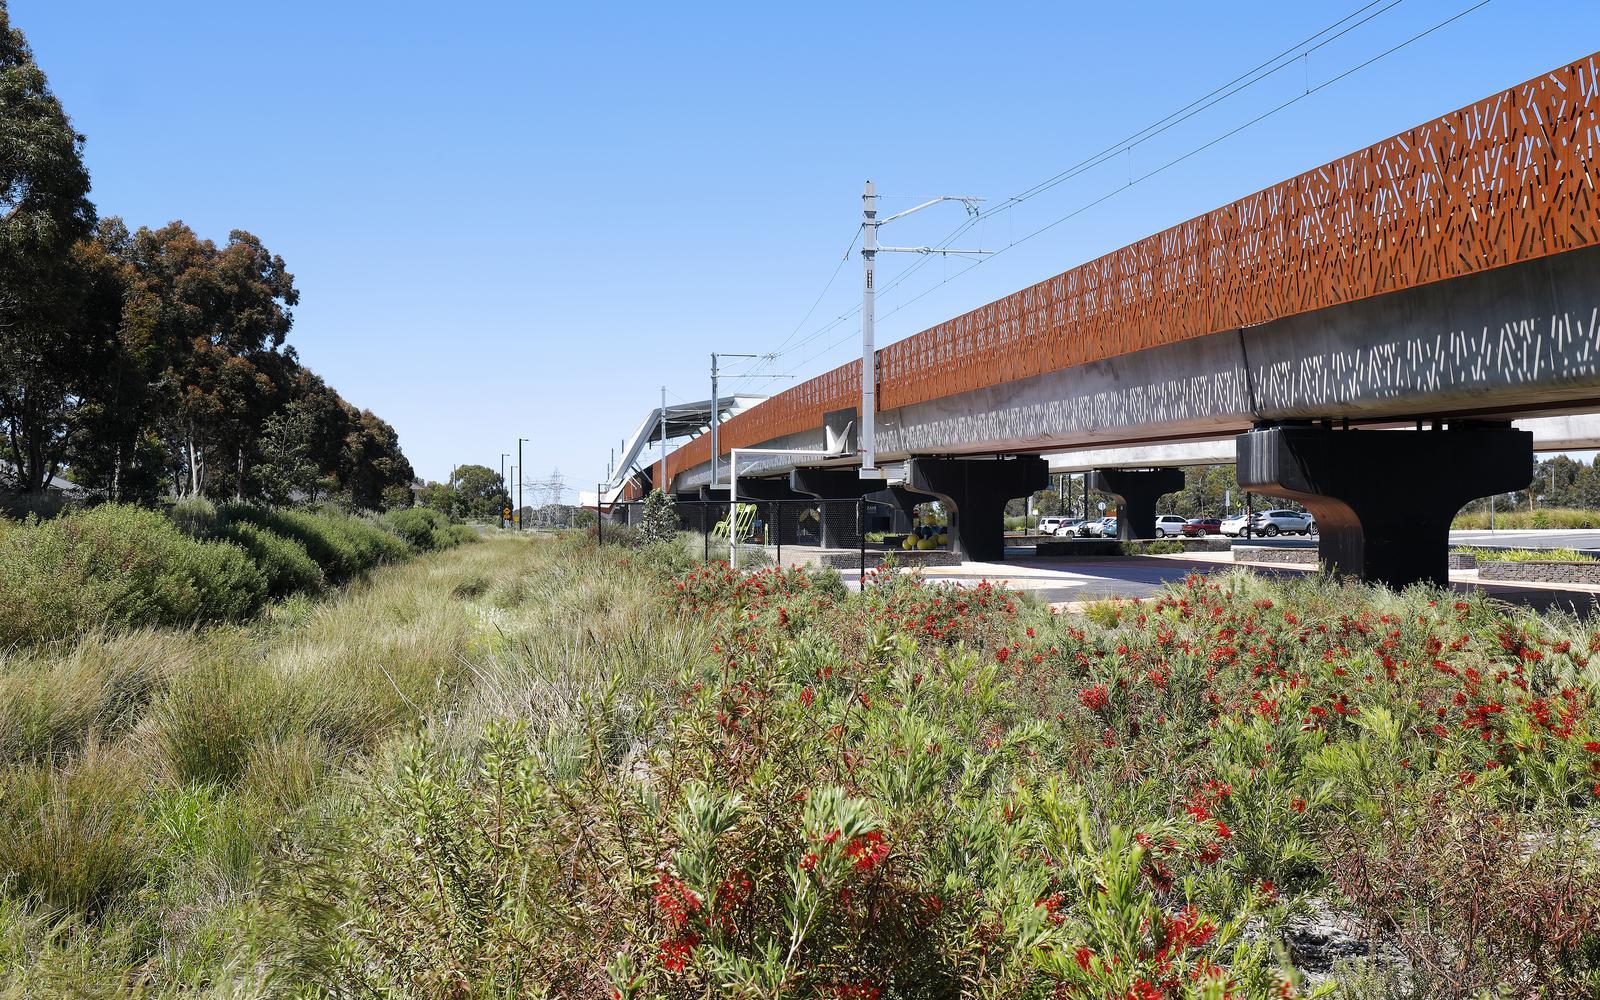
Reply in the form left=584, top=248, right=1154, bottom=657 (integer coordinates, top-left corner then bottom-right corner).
left=4, top=533, right=1599, bottom=998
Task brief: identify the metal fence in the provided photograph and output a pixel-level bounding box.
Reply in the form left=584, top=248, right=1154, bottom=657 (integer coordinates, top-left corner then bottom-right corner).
left=597, top=497, right=933, bottom=585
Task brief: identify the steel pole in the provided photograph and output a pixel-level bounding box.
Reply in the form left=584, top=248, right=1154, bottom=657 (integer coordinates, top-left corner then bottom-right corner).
left=710, top=354, right=719, bottom=489
left=659, top=386, right=668, bottom=494
left=518, top=438, right=527, bottom=530
left=860, top=180, right=878, bottom=476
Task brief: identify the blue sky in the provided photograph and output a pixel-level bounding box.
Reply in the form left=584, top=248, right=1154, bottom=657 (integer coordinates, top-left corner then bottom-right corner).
left=11, top=1, right=1592, bottom=493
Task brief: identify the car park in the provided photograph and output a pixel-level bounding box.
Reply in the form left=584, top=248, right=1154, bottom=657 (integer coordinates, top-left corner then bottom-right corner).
left=1181, top=517, right=1223, bottom=537
left=1153, top=515, right=1187, bottom=538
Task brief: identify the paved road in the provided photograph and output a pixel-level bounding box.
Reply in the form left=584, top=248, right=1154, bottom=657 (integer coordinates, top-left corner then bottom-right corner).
left=1450, top=529, right=1600, bottom=552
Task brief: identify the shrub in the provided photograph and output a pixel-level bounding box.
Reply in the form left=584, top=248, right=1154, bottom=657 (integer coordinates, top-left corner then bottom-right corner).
left=168, top=495, right=219, bottom=538
left=641, top=490, right=679, bottom=543
left=219, top=521, right=323, bottom=597
left=0, top=505, right=268, bottom=646
left=380, top=507, right=453, bottom=551
left=220, top=504, right=406, bottom=582
left=1452, top=507, right=1600, bottom=530
left=1460, top=546, right=1594, bottom=563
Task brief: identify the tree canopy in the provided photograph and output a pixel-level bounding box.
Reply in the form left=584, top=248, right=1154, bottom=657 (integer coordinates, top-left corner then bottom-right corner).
left=0, top=4, right=414, bottom=510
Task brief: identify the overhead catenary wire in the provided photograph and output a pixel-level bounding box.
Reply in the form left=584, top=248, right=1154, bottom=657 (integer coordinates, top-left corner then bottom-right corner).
left=752, top=0, right=1495, bottom=380
left=735, top=0, right=1417, bottom=389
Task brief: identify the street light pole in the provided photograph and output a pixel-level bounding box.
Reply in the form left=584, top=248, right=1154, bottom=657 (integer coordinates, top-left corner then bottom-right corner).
left=517, top=438, right=528, bottom=530
left=858, top=182, right=988, bottom=479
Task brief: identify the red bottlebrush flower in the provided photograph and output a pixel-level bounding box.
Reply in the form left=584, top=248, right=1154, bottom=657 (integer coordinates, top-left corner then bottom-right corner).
left=995, top=647, right=1011, bottom=664
left=657, top=932, right=700, bottom=972
left=800, top=686, right=814, bottom=709
left=844, top=830, right=890, bottom=872
left=1196, top=840, right=1223, bottom=865
left=1124, top=977, right=1163, bottom=1000
left=1291, top=798, right=1306, bottom=814
left=1584, top=741, right=1600, bottom=754
left=1214, top=820, right=1232, bottom=840
left=1074, top=946, right=1095, bottom=972
left=800, top=852, right=818, bottom=872
left=1078, top=684, right=1110, bottom=711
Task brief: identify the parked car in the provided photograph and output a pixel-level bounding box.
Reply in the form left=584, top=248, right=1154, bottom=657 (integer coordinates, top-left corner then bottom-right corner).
left=1053, top=518, right=1086, bottom=536
left=1037, top=517, right=1066, bottom=535
left=1082, top=517, right=1119, bottom=538
left=1220, top=514, right=1251, bottom=537
left=1181, top=517, right=1223, bottom=537
left=1219, top=510, right=1316, bottom=537
left=1153, top=515, right=1187, bottom=538
left=1254, top=509, right=1316, bottom=536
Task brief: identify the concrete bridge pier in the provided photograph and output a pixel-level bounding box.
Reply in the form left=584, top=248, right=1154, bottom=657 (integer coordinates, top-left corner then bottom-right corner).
left=1088, top=468, right=1186, bottom=541
left=791, top=468, right=877, bottom=548
left=1237, top=424, right=1533, bottom=589
left=907, top=456, right=1048, bottom=561
left=731, top=478, right=811, bottom=546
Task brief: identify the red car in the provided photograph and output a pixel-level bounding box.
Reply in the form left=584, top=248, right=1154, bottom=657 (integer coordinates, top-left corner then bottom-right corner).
left=1181, top=518, right=1222, bottom=537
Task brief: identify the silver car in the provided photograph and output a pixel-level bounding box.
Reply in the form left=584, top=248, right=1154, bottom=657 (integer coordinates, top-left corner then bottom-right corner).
left=1253, top=509, right=1316, bottom=536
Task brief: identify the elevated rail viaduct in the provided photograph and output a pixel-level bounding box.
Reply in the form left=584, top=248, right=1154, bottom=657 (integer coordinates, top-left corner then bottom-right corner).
left=628, top=51, right=1600, bottom=588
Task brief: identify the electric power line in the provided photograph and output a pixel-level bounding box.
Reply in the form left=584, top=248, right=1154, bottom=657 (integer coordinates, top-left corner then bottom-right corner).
left=733, top=0, right=1418, bottom=388
left=755, top=0, right=1495, bottom=378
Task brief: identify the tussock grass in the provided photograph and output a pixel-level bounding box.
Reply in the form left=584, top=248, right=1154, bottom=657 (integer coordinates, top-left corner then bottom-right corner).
left=1453, top=506, right=1600, bottom=530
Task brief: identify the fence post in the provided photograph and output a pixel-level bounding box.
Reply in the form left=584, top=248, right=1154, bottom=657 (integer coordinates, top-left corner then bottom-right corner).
left=704, top=502, right=709, bottom=562
left=776, top=501, right=782, bottom=567
left=858, top=499, right=866, bottom=588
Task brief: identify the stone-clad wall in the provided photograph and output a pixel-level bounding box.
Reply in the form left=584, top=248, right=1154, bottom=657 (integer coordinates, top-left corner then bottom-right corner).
left=1478, top=560, right=1600, bottom=584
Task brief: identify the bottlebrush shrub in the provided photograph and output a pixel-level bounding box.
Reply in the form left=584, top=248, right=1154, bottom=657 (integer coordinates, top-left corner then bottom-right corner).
left=283, top=559, right=1600, bottom=998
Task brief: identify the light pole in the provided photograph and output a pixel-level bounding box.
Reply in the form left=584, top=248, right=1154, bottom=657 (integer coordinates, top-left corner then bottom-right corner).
left=858, top=181, right=988, bottom=479
left=517, top=438, right=528, bottom=530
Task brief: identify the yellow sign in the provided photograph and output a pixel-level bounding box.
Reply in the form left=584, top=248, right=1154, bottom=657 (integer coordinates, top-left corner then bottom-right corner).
left=503, top=507, right=512, bottom=519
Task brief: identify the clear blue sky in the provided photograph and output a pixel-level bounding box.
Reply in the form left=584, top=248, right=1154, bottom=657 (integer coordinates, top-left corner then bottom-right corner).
left=11, top=1, right=1592, bottom=493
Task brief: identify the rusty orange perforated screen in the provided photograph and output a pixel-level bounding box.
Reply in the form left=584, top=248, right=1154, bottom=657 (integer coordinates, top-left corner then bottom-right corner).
left=668, top=51, right=1600, bottom=487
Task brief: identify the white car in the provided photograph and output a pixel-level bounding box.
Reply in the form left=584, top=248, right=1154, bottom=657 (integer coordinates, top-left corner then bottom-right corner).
left=1038, top=517, right=1066, bottom=535
left=1221, top=510, right=1316, bottom=537
left=1153, top=515, right=1187, bottom=538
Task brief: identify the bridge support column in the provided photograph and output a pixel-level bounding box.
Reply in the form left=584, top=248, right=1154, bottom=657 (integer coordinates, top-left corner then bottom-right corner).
left=907, top=456, right=1048, bottom=562
left=790, top=468, right=877, bottom=549
left=1236, top=424, right=1532, bottom=589
left=733, top=477, right=811, bottom=546
left=1088, top=468, right=1186, bottom=541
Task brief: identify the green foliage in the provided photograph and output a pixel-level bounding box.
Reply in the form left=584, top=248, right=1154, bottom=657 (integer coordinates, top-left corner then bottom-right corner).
left=220, top=503, right=403, bottom=583
left=0, top=504, right=267, bottom=646
left=1454, top=507, right=1600, bottom=530
left=218, top=520, right=323, bottom=597
left=1458, top=546, right=1594, bottom=563
left=641, top=489, right=679, bottom=543
left=380, top=505, right=457, bottom=551
left=0, top=747, right=153, bottom=918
